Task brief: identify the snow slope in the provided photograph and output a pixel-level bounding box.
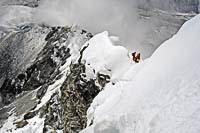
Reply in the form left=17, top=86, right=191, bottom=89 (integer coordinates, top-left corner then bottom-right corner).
left=82, top=31, right=134, bottom=83
left=82, top=14, right=200, bottom=133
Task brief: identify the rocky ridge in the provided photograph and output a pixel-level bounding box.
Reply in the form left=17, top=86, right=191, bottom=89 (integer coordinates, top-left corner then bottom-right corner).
left=0, top=0, right=199, bottom=132
left=0, top=25, right=111, bottom=132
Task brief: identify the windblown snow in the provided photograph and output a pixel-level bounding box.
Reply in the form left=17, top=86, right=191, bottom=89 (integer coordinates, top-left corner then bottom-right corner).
left=81, top=14, right=200, bottom=133
left=1, top=11, right=200, bottom=133
left=82, top=31, right=133, bottom=83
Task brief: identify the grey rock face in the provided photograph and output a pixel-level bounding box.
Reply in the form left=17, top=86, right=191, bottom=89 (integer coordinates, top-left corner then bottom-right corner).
left=36, top=27, right=109, bottom=132
left=0, top=90, right=38, bottom=128
left=139, top=0, right=199, bottom=13
left=0, top=0, right=40, bottom=7
left=0, top=26, right=72, bottom=105
left=0, top=24, right=49, bottom=105
left=14, top=120, right=28, bottom=128
left=130, top=8, right=196, bottom=58
left=0, top=25, right=107, bottom=132
left=0, top=24, right=49, bottom=84
left=61, top=62, right=100, bottom=132
left=131, top=1, right=197, bottom=58
left=0, top=1, right=199, bottom=132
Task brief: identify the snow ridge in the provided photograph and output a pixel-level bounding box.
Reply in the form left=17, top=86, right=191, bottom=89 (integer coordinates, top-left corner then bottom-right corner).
left=82, top=14, right=200, bottom=133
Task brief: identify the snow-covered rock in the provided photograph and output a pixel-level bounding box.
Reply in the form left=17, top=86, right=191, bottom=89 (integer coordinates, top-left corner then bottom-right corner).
left=83, top=31, right=133, bottom=83
left=82, top=14, right=200, bottom=133
left=0, top=1, right=200, bottom=132
left=0, top=26, right=109, bottom=133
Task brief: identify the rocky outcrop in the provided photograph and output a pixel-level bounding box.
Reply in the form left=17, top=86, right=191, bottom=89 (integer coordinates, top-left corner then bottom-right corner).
left=0, top=0, right=40, bottom=7
left=0, top=24, right=49, bottom=104
left=38, top=32, right=109, bottom=132
left=61, top=62, right=100, bottom=132
left=0, top=1, right=199, bottom=132
left=0, top=24, right=49, bottom=88
left=40, top=62, right=110, bottom=132
left=0, top=24, right=110, bottom=132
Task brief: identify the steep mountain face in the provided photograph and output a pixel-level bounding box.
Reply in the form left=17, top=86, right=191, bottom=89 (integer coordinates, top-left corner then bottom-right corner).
left=0, top=0, right=199, bottom=133
left=0, top=25, right=111, bottom=132
left=0, top=25, right=49, bottom=90
left=0, top=0, right=197, bottom=58
left=82, top=14, right=200, bottom=133
left=130, top=0, right=198, bottom=58
left=133, top=8, right=195, bottom=58
left=139, top=0, right=199, bottom=13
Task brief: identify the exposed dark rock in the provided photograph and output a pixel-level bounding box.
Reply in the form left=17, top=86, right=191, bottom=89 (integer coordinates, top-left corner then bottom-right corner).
left=97, top=73, right=111, bottom=88
left=35, top=34, right=110, bottom=132
left=17, top=74, right=26, bottom=81
left=45, top=28, right=59, bottom=41
left=0, top=25, right=97, bottom=132
left=0, top=24, right=49, bottom=87
left=0, top=0, right=41, bottom=8
left=36, top=85, right=48, bottom=99
left=86, top=33, right=93, bottom=38
left=0, top=1, right=199, bottom=131
left=24, top=111, right=37, bottom=120
left=40, top=92, right=63, bottom=131
left=14, top=120, right=28, bottom=128
left=61, top=62, right=98, bottom=132
left=0, top=26, right=73, bottom=105
left=78, top=44, right=89, bottom=64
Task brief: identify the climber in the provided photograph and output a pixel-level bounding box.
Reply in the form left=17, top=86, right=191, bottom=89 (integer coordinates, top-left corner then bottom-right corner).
left=132, top=52, right=141, bottom=63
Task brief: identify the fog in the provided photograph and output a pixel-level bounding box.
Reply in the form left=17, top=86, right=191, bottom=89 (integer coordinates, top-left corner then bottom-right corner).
left=0, top=0, right=198, bottom=58
left=34, top=0, right=153, bottom=53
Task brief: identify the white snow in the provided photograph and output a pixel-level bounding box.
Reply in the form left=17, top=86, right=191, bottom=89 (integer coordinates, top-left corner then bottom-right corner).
left=0, top=114, right=44, bottom=133
left=83, top=31, right=135, bottom=83
left=34, top=68, right=68, bottom=111
left=0, top=4, right=199, bottom=132
left=34, top=29, right=89, bottom=111
left=0, top=27, right=90, bottom=133
left=82, top=14, right=200, bottom=133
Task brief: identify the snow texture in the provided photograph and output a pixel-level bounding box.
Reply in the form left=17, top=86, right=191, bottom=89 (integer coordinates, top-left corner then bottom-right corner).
left=0, top=27, right=87, bottom=133
left=83, top=31, right=135, bottom=83
left=0, top=114, right=44, bottom=133
left=82, top=14, right=200, bottom=133
left=34, top=31, right=85, bottom=111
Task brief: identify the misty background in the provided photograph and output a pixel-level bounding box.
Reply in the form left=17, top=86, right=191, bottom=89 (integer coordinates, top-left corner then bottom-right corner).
left=34, top=0, right=199, bottom=58
left=34, top=0, right=142, bottom=53
left=0, top=0, right=199, bottom=58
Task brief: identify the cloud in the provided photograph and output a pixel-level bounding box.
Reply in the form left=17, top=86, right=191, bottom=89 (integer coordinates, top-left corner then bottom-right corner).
left=33, top=0, right=170, bottom=58
left=34, top=0, right=146, bottom=46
